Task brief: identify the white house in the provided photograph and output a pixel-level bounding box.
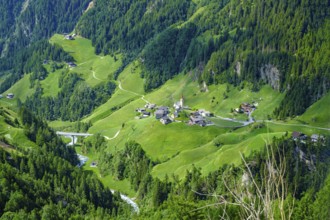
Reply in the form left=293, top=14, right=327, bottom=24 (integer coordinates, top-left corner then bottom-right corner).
left=6, top=93, right=14, bottom=99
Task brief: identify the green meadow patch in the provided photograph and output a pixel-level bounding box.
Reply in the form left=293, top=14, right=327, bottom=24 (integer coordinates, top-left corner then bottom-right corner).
left=296, top=91, right=330, bottom=128
left=40, top=68, right=62, bottom=97
left=5, top=74, right=35, bottom=102
left=50, top=34, right=122, bottom=87
left=151, top=124, right=285, bottom=180
left=0, top=107, right=37, bottom=150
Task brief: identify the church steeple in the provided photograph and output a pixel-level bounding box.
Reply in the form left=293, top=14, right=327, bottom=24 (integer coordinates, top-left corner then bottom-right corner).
left=180, top=94, right=184, bottom=108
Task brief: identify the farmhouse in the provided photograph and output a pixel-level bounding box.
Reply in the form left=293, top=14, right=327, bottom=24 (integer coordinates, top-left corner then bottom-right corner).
left=292, top=131, right=307, bottom=141
left=189, top=115, right=206, bottom=127
left=160, top=116, right=172, bottom=125
left=65, top=35, right=74, bottom=40
left=191, top=111, right=201, bottom=117
left=145, top=103, right=156, bottom=109
left=155, top=110, right=166, bottom=119
left=240, top=102, right=255, bottom=113
left=141, top=110, right=151, bottom=117
left=311, top=134, right=325, bottom=143
left=6, top=93, right=14, bottom=99
left=198, top=109, right=212, bottom=117
left=67, top=62, right=77, bottom=68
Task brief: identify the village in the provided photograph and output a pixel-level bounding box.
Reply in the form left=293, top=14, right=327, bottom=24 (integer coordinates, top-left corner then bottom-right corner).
left=134, top=96, right=260, bottom=127
left=134, top=96, right=215, bottom=126
left=134, top=97, right=328, bottom=148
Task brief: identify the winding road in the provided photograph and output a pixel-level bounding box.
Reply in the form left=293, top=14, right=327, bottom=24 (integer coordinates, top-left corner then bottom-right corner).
left=215, top=109, right=255, bottom=127
left=215, top=113, right=330, bottom=131
left=118, top=81, right=149, bottom=103
left=92, top=70, right=102, bottom=81
left=104, top=130, right=121, bottom=140
left=264, top=120, right=330, bottom=131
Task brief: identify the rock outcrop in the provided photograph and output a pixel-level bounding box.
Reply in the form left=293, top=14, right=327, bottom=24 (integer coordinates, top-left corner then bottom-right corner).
left=260, top=64, right=280, bottom=91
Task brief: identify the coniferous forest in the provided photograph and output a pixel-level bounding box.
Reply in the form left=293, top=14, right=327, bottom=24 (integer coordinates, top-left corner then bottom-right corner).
left=0, top=107, right=132, bottom=219
left=1, top=0, right=330, bottom=219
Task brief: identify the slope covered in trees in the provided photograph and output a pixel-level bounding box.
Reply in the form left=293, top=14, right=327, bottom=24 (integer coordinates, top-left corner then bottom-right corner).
left=0, top=0, right=90, bottom=56
left=24, top=72, right=117, bottom=121
left=0, top=107, right=132, bottom=219
left=76, top=0, right=194, bottom=55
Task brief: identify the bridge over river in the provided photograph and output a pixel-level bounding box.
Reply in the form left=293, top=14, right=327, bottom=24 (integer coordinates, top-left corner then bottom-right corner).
left=56, top=131, right=93, bottom=146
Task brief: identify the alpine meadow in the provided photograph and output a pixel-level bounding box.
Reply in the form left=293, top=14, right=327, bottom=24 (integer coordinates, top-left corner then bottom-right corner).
left=1, top=0, right=330, bottom=219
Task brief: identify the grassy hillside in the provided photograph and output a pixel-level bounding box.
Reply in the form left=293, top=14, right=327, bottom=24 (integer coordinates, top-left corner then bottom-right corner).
left=83, top=61, right=144, bottom=124
left=152, top=131, right=286, bottom=179
left=86, top=69, right=288, bottom=181
left=50, top=34, right=122, bottom=87
left=0, top=107, right=37, bottom=150
left=40, top=68, right=62, bottom=97
left=4, top=74, right=35, bottom=102
left=295, top=92, right=330, bottom=128
left=2, top=34, right=123, bottom=109
left=45, top=34, right=328, bottom=184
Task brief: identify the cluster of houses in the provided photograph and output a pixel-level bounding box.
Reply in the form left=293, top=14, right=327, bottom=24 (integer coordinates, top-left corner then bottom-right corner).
left=0, top=93, right=14, bottom=99
left=135, top=96, right=213, bottom=126
left=154, top=96, right=186, bottom=125
left=136, top=103, right=172, bottom=125
left=234, top=102, right=257, bottom=114
left=292, top=131, right=325, bottom=143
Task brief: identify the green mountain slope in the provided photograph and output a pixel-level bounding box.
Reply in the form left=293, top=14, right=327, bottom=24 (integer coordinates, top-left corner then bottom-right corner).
left=1, top=1, right=330, bottom=218
left=77, top=0, right=330, bottom=118
left=6, top=32, right=330, bottom=183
